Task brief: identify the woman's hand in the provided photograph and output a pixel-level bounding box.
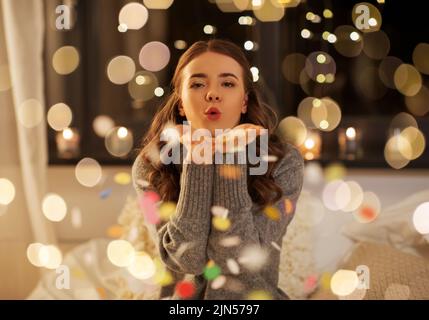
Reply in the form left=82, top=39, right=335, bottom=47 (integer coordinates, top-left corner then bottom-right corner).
left=213, top=123, right=266, bottom=154
left=173, top=123, right=266, bottom=164
left=175, top=124, right=214, bottom=164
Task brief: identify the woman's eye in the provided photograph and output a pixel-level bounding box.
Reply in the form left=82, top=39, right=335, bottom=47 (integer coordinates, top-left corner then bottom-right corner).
left=223, top=82, right=235, bottom=88
left=190, top=83, right=204, bottom=88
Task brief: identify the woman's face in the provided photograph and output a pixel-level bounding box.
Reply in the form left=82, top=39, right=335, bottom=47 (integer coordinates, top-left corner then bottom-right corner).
left=179, top=51, right=248, bottom=135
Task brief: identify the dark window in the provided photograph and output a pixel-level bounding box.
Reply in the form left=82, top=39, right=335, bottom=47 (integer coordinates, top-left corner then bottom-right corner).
left=44, top=0, right=429, bottom=168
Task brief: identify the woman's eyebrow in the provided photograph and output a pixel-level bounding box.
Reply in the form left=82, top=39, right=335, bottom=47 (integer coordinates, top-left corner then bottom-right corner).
left=189, top=73, right=239, bottom=80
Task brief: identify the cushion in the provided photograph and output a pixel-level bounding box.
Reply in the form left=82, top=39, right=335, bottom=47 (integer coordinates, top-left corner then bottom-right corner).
left=341, top=189, right=429, bottom=257
left=310, top=242, right=429, bottom=300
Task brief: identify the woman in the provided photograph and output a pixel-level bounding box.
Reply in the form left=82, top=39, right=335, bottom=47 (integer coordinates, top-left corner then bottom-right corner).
left=132, top=39, right=304, bottom=300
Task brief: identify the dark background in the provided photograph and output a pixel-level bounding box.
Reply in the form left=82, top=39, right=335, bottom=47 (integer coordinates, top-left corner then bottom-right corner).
left=43, top=0, right=429, bottom=168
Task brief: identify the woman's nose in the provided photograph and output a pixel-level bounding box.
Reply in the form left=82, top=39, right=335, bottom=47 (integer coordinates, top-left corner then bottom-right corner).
left=206, top=91, right=221, bottom=102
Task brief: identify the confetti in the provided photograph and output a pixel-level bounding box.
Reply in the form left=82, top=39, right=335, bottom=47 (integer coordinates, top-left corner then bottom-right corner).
left=284, top=199, right=294, bottom=215
left=106, top=225, right=124, bottom=238
left=211, top=275, right=226, bottom=290
left=219, top=165, right=242, bottom=179
left=138, top=191, right=161, bottom=225
left=271, top=241, right=281, bottom=252
left=159, top=201, right=177, bottom=221
left=238, top=244, right=268, bottom=272
left=212, top=216, right=231, bottom=231
left=204, top=261, right=222, bottom=280
left=263, top=206, right=280, bottom=221
left=304, top=275, right=318, bottom=293
left=219, top=236, right=241, bottom=247
left=226, top=259, right=240, bottom=275
left=211, top=205, right=229, bottom=218
left=71, top=207, right=82, bottom=229
left=99, top=188, right=112, bottom=199
left=247, top=290, right=272, bottom=300
left=96, top=287, right=107, bottom=299
left=114, top=172, right=131, bottom=185
left=175, top=281, right=195, bottom=299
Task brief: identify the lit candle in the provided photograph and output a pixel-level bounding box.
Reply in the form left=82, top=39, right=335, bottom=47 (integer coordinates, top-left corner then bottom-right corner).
left=56, top=127, right=80, bottom=159
left=338, top=126, right=362, bottom=160
left=300, top=130, right=322, bottom=160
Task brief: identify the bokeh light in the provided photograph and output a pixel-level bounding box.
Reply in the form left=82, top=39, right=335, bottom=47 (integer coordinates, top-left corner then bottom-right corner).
left=128, top=71, right=159, bottom=101
left=107, top=239, right=135, bottom=267
left=119, top=3, right=148, bottom=30
left=105, top=126, right=134, bottom=157
left=107, top=56, right=136, bottom=85
left=378, top=56, right=403, bottom=89
left=253, top=0, right=284, bottom=22
left=394, top=64, right=422, bottom=97
left=330, top=269, right=359, bottom=296
left=143, top=0, right=174, bottom=10
left=139, top=41, right=171, bottom=72
left=405, top=86, right=429, bottom=116
left=0, top=178, right=16, bottom=206
left=278, top=116, right=307, bottom=147
left=334, top=25, right=363, bottom=57
left=42, top=193, right=67, bottom=222
left=75, top=158, right=103, bottom=187
left=93, top=115, right=115, bottom=138
left=412, top=202, right=429, bottom=235
left=47, top=103, right=73, bottom=131
left=127, top=251, right=156, bottom=280
left=311, top=97, right=342, bottom=131
left=353, top=191, right=381, bottom=223
left=412, top=43, right=429, bottom=75
left=17, top=99, right=44, bottom=128
left=52, top=46, right=80, bottom=75
left=362, top=30, right=390, bottom=60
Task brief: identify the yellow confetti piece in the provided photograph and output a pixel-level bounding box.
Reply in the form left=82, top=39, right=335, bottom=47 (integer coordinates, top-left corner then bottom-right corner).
left=320, top=272, right=332, bottom=290
left=284, top=199, right=294, bottom=215
left=212, top=216, right=231, bottom=231
left=206, top=259, right=215, bottom=268
left=114, top=172, right=131, bottom=185
left=219, top=165, right=242, bottom=180
left=159, top=201, right=176, bottom=221
left=263, top=206, right=280, bottom=221
left=247, top=290, right=272, bottom=300
left=106, top=224, right=124, bottom=238
left=153, top=257, right=174, bottom=286
left=71, top=267, right=86, bottom=279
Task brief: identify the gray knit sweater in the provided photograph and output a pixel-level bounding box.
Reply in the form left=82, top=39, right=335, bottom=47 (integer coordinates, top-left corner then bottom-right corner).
left=131, top=142, right=304, bottom=300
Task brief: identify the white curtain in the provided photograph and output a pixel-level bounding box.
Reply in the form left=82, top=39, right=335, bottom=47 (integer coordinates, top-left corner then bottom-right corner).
left=0, top=0, right=56, bottom=297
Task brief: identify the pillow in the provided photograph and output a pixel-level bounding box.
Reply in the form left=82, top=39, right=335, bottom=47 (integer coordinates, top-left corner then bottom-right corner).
left=341, top=189, right=429, bottom=257
left=310, top=242, right=429, bottom=300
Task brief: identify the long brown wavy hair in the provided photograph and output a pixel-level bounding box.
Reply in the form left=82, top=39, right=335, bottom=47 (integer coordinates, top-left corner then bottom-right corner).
left=138, top=39, right=285, bottom=209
